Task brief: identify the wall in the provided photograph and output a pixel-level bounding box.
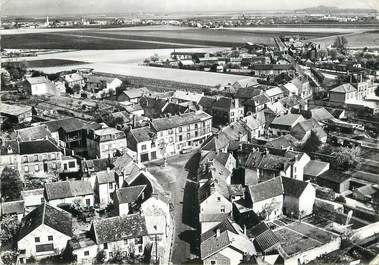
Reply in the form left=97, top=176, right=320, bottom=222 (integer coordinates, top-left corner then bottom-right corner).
left=48, top=194, right=94, bottom=208
left=72, top=244, right=98, bottom=262
left=18, top=224, right=71, bottom=259
left=204, top=251, right=231, bottom=265
left=298, top=185, right=316, bottom=217
left=31, top=83, right=48, bottom=95
left=253, top=196, right=283, bottom=220
left=351, top=221, right=379, bottom=243
left=200, top=192, right=232, bottom=215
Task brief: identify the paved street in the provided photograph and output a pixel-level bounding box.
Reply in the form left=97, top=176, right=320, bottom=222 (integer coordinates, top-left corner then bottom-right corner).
left=146, top=151, right=201, bottom=264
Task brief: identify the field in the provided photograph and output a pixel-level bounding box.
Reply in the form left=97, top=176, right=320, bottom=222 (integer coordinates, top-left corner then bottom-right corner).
left=311, top=31, right=379, bottom=49
left=1, top=26, right=345, bottom=50
left=19, top=59, right=87, bottom=68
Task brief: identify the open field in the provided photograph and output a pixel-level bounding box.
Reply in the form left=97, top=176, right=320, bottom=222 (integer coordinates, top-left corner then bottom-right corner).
left=18, top=59, right=88, bottom=68
left=311, top=31, right=379, bottom=49
left=227, top=26, right=373, bottom=34
left=1, top=25, right=348, bottom=50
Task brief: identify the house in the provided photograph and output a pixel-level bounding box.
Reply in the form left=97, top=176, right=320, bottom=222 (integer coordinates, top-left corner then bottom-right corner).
left=93, top=169, right=116, bottom=207
left=0, top=103, right=32, bottom=124
left=232, top=77, right=259, bottom=92
left=317, top=170, right=351, bottom=193
left=269, top=114, right=305, bottom=136
left=151, top=110, right=212, bottom=157
left=291, top=76, right=313, bottom=101
left=44, top=180, right=94, bottom=207
left=0, top=140, right=21, bottom=172
left=265, top=134, right=298, bottom=150
left=265, top=86, right=286, bottom=102
left=25, top=76, right=59, bottom=96
left=87, top=127, right=128, bottom=159
left=199, top=96, right=217, bottom=114
left=198, top=153, right=234, bottom=185
left=310, top=107, right=334, bottom=123
left=303, top=160, right=330, bottom=181
left=247, top=177, right=284, bottom=220
left=19, top=140, right=62, bottom=177
left=211, top=97, right=244, bottom=125
left=61, top=156, right=80, bottom=174
left=279, top=95, right=307, bottom=112
left=290, top=118, right=328, bottom=143
left=17, top=204, right=72, bottom=263
left=86, top=75, right=122, bottom=98
left=127, top=126, right=157, bottom=163
left=244, top=93, right=270, bottom=113
left=118, top=87, right=150, bottom=103
left=60, top=73, right=85, bottom=88
left=352, top=184, right=379, bottom=204
left=199, top=176, right=232, bottom=216
left=114, top=185, right=147, bottom=215
left=242, top=111, right=266, bottom=140
left=199, top=213, right=230, bottom=234
left=200, top=218, right=256, bottom=265
left=200, top=150, right=236, bottom=176
left=221, top=121, right=250, bottom=143
left=329, top=83, right=357, bottom=103
left=172, top=90, right=204, bottom=104
left=282, top=177, right=316, bottom=218
left=1, top=200, right=25, bottom=221
left=201, top=132, right=231, bottom=152
left=21, top=189, right=45, bottom=210
left=250, top=64, right=294, bottom=76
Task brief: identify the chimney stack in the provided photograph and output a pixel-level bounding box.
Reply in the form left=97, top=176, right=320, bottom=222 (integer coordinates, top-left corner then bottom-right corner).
left=216, top=228, right=220, bottom=238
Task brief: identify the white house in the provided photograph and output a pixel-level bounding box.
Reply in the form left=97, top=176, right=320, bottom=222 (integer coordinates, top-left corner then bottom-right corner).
left=17, top=204, right=72, bottom=263
left=44, top=180, right=94, bottom=207
left=94, top=169, right=116, bottom=207
left=26, top=76, right=59, bottom=96
left=199, top=179, right=232, bottom=215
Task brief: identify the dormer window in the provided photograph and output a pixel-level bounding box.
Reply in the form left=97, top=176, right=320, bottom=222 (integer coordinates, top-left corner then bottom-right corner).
left=7, top=146, right=12, bottom=154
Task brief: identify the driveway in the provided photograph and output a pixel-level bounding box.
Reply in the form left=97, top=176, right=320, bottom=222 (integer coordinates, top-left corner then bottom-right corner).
left=146, top=151, right=201, bottom=264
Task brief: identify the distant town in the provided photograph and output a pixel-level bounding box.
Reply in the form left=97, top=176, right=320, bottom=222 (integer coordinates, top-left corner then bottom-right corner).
left=0, top=4, right=379, bottom=265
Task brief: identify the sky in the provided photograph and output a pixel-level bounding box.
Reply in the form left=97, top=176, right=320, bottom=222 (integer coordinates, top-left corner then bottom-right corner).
left=2, top=0, right=378, bottom=16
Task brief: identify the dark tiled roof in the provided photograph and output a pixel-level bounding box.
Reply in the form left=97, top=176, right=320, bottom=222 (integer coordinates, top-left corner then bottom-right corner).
left=201, top=132, right=230, bottom=151
left=317, top=170, right=351, bottom=184
left=266, top=135, right=298, bottom=149
left=271, top=114, right=304, bottom=127
left=112, top=153, right=134, bottom=174
left=199, top=213, right=229, bottom=223
left=151, top=111, right=211, bottom=131
left=93, top=214, right=148, bottom=244
left=68, top=232, right=96, bottom=250
left=82, top=158, right=114, bottom=173
left=115, top=185, right=146, bottom=204
left=282, top=177, right=309, bottom=198
left=245, top=151, right=264, bottom=169
left=199, top=96, right=216, bottom=109
left=248, top=177, right=283, bottom=203
left=201, top=231, right=231, bottom=259
left=19, top=140, right=60, bottom=155
left=310, top=107, right=334, bottom=122
left=130, top=126, right=155, bottom=143
left=222, top=121, right=250, bottom=141
left=235, top=86, right=261, bottom=99
left=201, top=218, right=238, bottom=242
left=247, top=222, right=279, bottom=252
left=304, top=160, right=329, bottom=177
left=257, top=154, right=291, bottom=171
left=212, top=96, right=234, bottom=110
left=18, top=204, right=72, bottom=240
left=201, top=151, right=231, bottom=168
left=291, top=118, right=326, bottom=141
left=45, top=181, right=93, bottom=201
left=1, top=200, right=24, bottom=215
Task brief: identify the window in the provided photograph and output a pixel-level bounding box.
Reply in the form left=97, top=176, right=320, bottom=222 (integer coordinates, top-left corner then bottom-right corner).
left=195, top=131, right=198, bottom=137
left=168, top=129, right=173, bottom=135
left=34, top=155, right=38, bottom=162
left=23, top=156, right=28, bottom=162
left=179, top=127, right=182, bottom=133
left=109, top=183, right=113, bottom=189
left=217, top=197, right=221, bottom=202
left=169, top=137, right=173, bottom=143
left=51, top=153, right=56, bottom=160
left=24, top=166, right=29, bottom=173
left=220, top=205, right=225, bottom=213
left=35, top=237, right=40, bottom=243
left=187, top=125, right=190, bottom=131
left=231, top=118, right=234, bottom=122
left=230, top=111, right=234, bottom=117
left=195, top=124, right=198, bottom=129
left=138, top=245, right=143, bottom=253
left=86, top=199, right=91, bottom=206
left=103, top=243, right=108, bottom=249
left=109, top=252, right=113, bottom=258
left=68, top=161, right=76, bottom=168
left=179, top=135, right=183, bottom=141
left=19, top=249, right=26, bottom=254
left=141, top=144, right=147, bottom=151
left=124, top=239, right=128, bottom=245
left=211, top=261, right=216, bottom=265
left=151, top=142, right=155, bottom=148
left=187, top=133, right=190, bottom=140
left=41, top=198, right=45, bottom=204
left=48, top=235, right=53, bottom=241
left=52, top=162, right=57, bottom=169
left=34, top=165, right=39, bottom=172
left=135, top=236, right=143, bottom=245
left=84, top=251, right=89, bottom=256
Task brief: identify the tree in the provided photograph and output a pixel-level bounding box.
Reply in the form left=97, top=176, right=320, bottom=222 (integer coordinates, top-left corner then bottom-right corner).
left=73, top=84, right=81, bottom=94
left=95, top=250, right=106, bottom=264
left=302, top=131, right=322, bottom=154
left=0, top=215, right=20, bottom=244
left=334, top=146, right=361, bottom=170
left=375, top=85, right=379, bottom=97
left=334, top=195, right=346, bottom=204
left=0, top=251, right=18, bottom=265
left=1, top=167, right=23, bottom=201
left=333, top=36, right=348, bottom=54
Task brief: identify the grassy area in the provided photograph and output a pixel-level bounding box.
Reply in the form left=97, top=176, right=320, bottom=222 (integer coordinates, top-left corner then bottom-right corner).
left=312, top=31, right=379, bottom=49
left=20, top=59, right=87, bottom=68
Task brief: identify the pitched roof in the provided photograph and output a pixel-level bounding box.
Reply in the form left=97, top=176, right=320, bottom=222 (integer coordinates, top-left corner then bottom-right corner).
left=16, top=125, right=51, bottom=142
left=42, top=117, right=101, bottom=133
left=172, top=90, right=203, bottom=103
left=199, top=96, right=216, bottom=109
left=310, top=107, right=334, bottom=122
left=96, top=170, right=116, bottom=184
left=1, top=200, right=25, bottom=215
left=18, top=203, right=72, bottom=240
left=265, top=135, right=298, bottom=149
left=201, top=132, right=230, bottom=151
left=257, top=154, right=291, bottom=171
left=304, top=160, right=330, bottom=177
left=281, top=177, right=309, bottom=198
left=92, top=214, right=148, bottom=244
left=251, top=94, right=270, bottom=106
left=265, top=87, right=284, bottom=98
left=213, top=96, right=238, bottom=110
left=201, top=151, right=231, bottom=168
left=330, top=83, right=357, bottom=93
left=222, top=121, right=249, bottom=141
left=82, top=158, right=114, bottom=173
left=151, top=111, right=211, bottom=131
left=199, top=213, right=229, bottom=223
left=26, top=76, right=50, bottom=85
left=247, top=222, right=279, bottom=252
left=271, top=114, right=304, bottom=127
left=201, top=230, right=231, bottom=259
left=201, top=218, right=238, bottom=242
left=19, top=140, right=60, bottom=155
left=291, top=118, right=325, bottom=141
left=0, top=103, right=32, bottom=116
left=242, top=111, right=266, bottom=130
left=115, top=185, right=146, bottom=204
left=248, top=177, right=283, bottom=203
left=317, top=170, right=351, bottom=184
left=279, top=95, right=306, bottom=108
left=245, top=151, right=264, bottom=169
left=130, top=126, right=156, bottom=143
left=45, top=181, right=93, bottom=201
left=235, top=86, right=261, bottom=99
left=122, top=87, right=150, bottom=99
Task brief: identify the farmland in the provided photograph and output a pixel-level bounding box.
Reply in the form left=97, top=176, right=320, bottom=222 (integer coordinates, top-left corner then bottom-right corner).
left=1, top=26, right=346, bottom=50
left=311, top=31, right=379, bottom=49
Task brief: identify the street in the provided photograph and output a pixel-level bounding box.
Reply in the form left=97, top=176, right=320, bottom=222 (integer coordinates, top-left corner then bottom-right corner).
left=146, top=150, right=201, bottom=264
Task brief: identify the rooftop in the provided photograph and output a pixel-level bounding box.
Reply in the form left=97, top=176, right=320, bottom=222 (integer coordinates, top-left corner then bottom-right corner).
left=304, top=160, right=330, bottom=177
left=45, top=180, right=93, bottom=201
left=248, top=177, right=283, bottom=203
left=115, top=185, right=146, bottom=204
left=26, top=76, right=51, bottom=85
left=151, top=110, right=211, bottom=131
left=19, top=140, right=60, bottom=155
left=1, top=200, right=25, bottom=215
left=271, top=114, right=304, bottom=127
left=330, top=83, right=357, bottom=93
left=42, top=117, right=101, bottom=133
left=130, top=126, right=156, bottom=143
left=0, top=103, right=32, bottom=116
left=16, top=125, right=51, bottom=142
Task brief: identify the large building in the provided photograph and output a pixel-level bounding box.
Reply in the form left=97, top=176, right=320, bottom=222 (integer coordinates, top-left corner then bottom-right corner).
left=87, top=127, right=128, bottom=159
left=128, top=110, right=212, bottom=162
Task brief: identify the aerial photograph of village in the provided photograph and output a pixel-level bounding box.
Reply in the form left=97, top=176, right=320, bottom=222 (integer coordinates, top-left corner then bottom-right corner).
left=0, top=0, right=378, bottom=264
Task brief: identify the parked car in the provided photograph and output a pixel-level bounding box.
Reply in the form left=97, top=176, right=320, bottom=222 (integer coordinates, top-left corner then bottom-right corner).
left=180, top=146, right=193, bottom=154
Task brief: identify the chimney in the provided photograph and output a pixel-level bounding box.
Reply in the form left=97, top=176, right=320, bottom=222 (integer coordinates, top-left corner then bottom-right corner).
left=265, top=148, right=269, bottom=155
left=216, top=228, right=220, bottom=238
left=234, top=98, right=239, bottom=108
left=243, top=225, right=247, bottom=235
left=106, top=167, right=110, bottom=173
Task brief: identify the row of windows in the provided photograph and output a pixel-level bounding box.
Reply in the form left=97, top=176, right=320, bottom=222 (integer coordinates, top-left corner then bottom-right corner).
left=35, top=235, right=53, bottom=242
left=24, top=163, right=57, bottom=173
left=159, top=121, right=211, bottom=136
left=230, top=109, right=244, bottom=117
left=22, top=153, right=57, bottom=163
